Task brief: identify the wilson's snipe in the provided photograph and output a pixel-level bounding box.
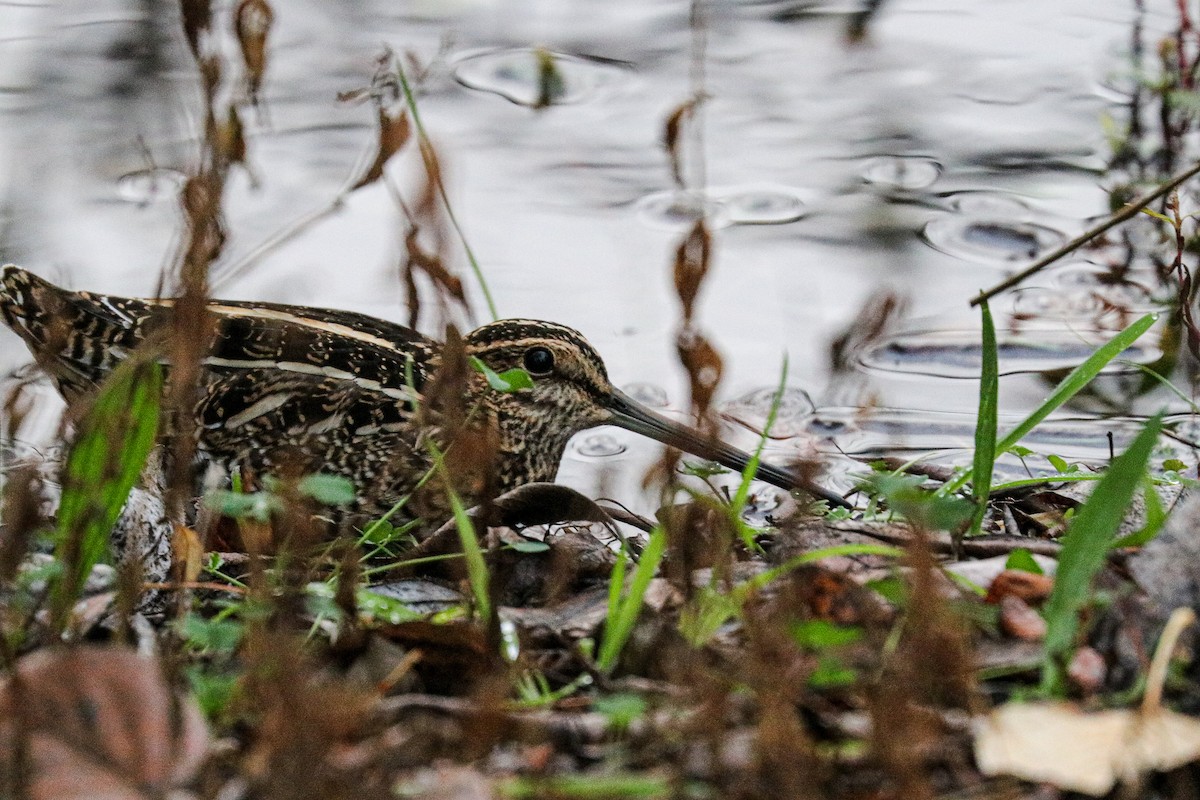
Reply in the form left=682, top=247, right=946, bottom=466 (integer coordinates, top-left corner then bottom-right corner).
left=0, top=264, right=847, bottom=515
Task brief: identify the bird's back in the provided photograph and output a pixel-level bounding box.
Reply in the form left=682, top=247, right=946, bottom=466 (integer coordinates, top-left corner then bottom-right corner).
left=0, top=265, right=442, bottom=502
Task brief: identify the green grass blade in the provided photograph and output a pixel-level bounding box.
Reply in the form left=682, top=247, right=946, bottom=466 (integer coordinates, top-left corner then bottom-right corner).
left=1038, top=412, right=1163, bottom=694
left=730, top=353, right=788, bottom=513
left=51, top=359, right=163, bottom=632
left=446, top=484, right=490, bottom=622
left=943, top=312, right=1157, bottom=495
left=995, top=311, right=1154, bottom=452
left=969, top=299, right=999, bottom=535
left=426, top=443, right=491, bottom=621
left=597, top=525, right=667, bottom=673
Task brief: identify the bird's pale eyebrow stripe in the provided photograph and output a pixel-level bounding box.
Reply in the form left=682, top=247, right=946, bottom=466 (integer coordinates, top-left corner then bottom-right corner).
left=157, top=300, right=403, bottom=353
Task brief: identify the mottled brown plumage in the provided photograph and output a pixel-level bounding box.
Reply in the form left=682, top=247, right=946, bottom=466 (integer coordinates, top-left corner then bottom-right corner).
left=0, top=264, right=848, bottom=516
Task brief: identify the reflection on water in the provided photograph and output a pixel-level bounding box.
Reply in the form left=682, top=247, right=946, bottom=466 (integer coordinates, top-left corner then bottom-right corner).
left=0, top=0, right=1190, bottom=507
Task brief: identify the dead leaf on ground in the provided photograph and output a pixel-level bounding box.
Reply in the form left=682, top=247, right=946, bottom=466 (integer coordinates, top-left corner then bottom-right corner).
left=0, top=646, right=209, bottom=800
left=974, top=701, right=1200, bottom=795
left=975, top=607, right=1200, bottom=795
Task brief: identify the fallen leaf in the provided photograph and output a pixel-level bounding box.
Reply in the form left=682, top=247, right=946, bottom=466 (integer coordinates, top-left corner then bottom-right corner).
left=974, top=701, right=1200, bottom=795
left=0, top=646, right=209, bottom=800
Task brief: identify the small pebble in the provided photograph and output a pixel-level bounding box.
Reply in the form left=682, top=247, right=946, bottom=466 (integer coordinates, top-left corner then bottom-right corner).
left=998, top=595, right=1047, bottom=641
left=1067, top=646, right=1107, bottom=696
left=985, top=569, right=1055, bottom=605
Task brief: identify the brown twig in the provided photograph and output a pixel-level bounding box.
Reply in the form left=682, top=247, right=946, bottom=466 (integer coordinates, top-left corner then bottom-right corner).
left=970, top=158, right=1200, bottom=306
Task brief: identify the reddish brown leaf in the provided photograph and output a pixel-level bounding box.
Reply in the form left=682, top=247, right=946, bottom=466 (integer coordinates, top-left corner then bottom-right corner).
left=235, top=0, right=274, bottom=100
left=0, top=647, right=208, bottom=800
left=675, top=327, right=724, bottom=426
left=673, top=219, right=711, bottom=322
left=352, top=106, right=411, bottom=190
left=402, top=227, right=466, bottom=329
left=663, top=98, right=699, bottom=188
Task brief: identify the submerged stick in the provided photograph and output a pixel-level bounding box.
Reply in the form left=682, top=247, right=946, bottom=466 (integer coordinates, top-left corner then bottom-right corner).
left=970, top=159, right=1200, bottom=307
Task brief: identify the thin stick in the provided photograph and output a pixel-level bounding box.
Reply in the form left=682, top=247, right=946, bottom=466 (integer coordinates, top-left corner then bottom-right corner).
left=970, top=159, right=1200, bottom=307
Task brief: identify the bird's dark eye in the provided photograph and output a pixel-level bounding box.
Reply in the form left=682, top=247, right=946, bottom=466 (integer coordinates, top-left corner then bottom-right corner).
left=522, top=346, right=555, bottom=376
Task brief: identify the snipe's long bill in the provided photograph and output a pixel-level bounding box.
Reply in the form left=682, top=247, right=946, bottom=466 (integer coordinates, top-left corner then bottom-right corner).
left=0, top=264, right=849, bottom=514
left=604, top=389, right=847, bottom=507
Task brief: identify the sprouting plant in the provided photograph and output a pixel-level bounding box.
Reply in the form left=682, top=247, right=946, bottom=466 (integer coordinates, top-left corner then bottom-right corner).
left=1039, top=413, right=1164, bottom=695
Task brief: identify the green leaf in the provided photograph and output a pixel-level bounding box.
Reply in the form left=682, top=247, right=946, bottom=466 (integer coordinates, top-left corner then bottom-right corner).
left=592, top=693, right=647, bottom=731
left=678, top=460, right=729, bottom=479
left=944, top=313, right=1158, bottom=496
left=598, top=526, right=667, bottom=673
left=730, top=354, right=788, bottom=518
left=970, top=298, right=999, bottom=535
left=51, top=358, right=162, bottom=632
left=357, top=588, right=424, bottom=625
left=498, top=773, right=670, bottom=800
left=507, top=539, right=551, bottom=553
left=1047, top=454, right=1070, bottom=473
left=470, top=356, right=534, bottom=392
left=297, top=473, right=357, bottom=505
left=1004, top=548, right=1044, bottom=575
left=179, top=613, right=244, bottom=654
left=871, top=473, right=973, bottom=532
left=866, top=575, right=907, bottom=605
left=791, top=619, right=863, bottom=650
left=1040, top=413, right=1163, bottom=694
left=205, top=489, right=279, bottom=521
left=808, top=656, right=858, bottom=689
left=1111, top=478, right=1168, bottom=548
left=1163, top=458, right=1187, bottom=472
left=185, top=664, right=239, bottom=720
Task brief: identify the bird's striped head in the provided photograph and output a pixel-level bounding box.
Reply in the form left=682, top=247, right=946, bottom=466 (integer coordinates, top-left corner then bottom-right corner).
left=464, top=319, right=617, bottom=431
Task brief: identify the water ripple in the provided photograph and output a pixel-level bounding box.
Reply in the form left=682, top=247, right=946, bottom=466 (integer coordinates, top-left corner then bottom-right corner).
left=453, top=48, right=630, bottom=107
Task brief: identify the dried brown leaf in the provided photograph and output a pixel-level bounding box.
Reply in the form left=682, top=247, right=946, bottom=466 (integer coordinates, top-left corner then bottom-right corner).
left=675, top=327, right=723, bottom=427
left=352, top=106, right=411, bottom=190
left=374, top=621, right=497, bottom=696
left=402, top=227, right=466, bottom=329
left=235, top=0, right=274, bottom=100
left=975, top=702, right=1200, bottom=795
left=673, top=219, right=710, bottom=323
left=0, top=466, right=42, bottom=585
left=663, top=99, right=699, bottom=188
left=0, top=647, right=208, bottom=800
